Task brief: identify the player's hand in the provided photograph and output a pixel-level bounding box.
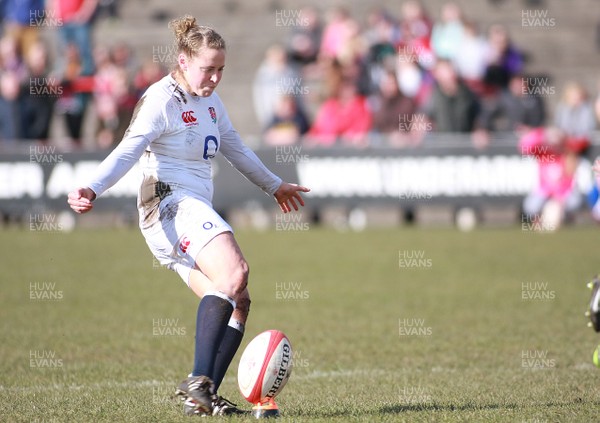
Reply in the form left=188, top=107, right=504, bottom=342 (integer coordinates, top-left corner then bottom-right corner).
left=68, top=187, right=96, bottom=214
left=274, top=182, right=310, bottom=213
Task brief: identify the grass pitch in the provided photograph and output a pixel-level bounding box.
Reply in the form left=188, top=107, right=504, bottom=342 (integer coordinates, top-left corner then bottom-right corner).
left=1, top=225, right=600, bottom=422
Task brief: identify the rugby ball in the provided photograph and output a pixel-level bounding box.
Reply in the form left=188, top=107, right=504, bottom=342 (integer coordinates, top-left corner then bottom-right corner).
left=237, top=330, right=293, bottom=404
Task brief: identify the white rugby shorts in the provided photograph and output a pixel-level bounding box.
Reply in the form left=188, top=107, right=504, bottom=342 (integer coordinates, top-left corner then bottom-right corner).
left=140, top=190, right=232, bottom=285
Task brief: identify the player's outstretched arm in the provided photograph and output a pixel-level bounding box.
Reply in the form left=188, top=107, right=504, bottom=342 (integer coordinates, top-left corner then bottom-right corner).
left=274, top=182, right=310, bottom=214
left=68, top=187, right=97, bottom=214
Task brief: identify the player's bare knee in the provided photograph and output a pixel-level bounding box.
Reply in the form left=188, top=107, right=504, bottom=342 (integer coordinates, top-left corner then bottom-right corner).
left=230, top=260, right=249, bottom=295
left=215, top=260, right=248, bottom=297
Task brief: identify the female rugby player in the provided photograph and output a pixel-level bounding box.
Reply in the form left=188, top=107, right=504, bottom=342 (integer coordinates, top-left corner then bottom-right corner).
left=67, top=15, right=309, bottom=416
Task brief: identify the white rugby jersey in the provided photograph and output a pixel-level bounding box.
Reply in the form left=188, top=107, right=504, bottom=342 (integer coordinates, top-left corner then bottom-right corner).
left=88, top=74, right=282, bottom=218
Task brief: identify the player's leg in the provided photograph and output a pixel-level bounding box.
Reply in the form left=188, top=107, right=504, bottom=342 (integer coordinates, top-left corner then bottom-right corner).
left=190, top=231, right=247, bottom=379
left=188, top=268, right=250, bottom=324
left=180, top=232, right=249, bottom=415
left=188, top=268, right=250, bottom=390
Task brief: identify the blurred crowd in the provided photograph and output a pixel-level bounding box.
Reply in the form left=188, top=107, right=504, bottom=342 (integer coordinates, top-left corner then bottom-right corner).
left=0, top=1, right=598, bottom=227
left=0, top=0, right=163, bottom=148
left=253, top=2, right=600, bottom=150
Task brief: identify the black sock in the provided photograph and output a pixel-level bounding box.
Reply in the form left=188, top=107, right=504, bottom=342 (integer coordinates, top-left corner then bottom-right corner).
left=212, top=321, right=244, bottom=391
left=192, top=293, right=234, bottom=379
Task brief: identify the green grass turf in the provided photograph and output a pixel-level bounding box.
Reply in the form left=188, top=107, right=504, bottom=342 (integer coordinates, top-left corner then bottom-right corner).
left=1, top=226, right=600, bottom=422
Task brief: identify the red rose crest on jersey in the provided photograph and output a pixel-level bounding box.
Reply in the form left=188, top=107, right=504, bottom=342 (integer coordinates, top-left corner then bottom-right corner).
left=179, top=236, right=191, bottom=254
left=181, top=111, right=198, bottom=126
left=208, top=107, right=217, bottom=123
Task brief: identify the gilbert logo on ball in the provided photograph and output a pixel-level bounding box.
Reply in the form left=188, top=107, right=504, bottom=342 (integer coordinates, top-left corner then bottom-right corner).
left=238, top=330, right=293, bottom=406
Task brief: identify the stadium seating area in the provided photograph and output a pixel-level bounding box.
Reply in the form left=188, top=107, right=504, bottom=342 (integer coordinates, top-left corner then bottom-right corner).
left=0, top=0, right=598, bottom=148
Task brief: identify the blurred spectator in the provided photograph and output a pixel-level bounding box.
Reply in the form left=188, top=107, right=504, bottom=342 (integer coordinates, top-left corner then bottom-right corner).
left=0, top=70, right=21, bottom=141
left=424, top=59, right=479, bottom=132
left=520, top=127, right=582, bottom=224
left=452, top=20, right=488, bottom=95
left=358, top=8, right=398, bottom=96
left=0, top=35, right=26, bottom=77
left=263, top=95, right=310, bottom=146
left=399, top=0, right=434, bottom=69
left=369, top=70, right=419, bottom=146
left=318, top=7, right=359, bottom=64
left=430, top=2, right=464, bottom=61
left=285, top=6, right=322, bottom=68
left=47, top=0, right=98, bottom=76
left=133, top=59, right=164, bottom=99
left=0, top=35, right=25, bottom=141
left=2, top=0, right=43, bottom=59
left=20, top=41, right=56, bottom=142
left=55, top=43, right=93, bottom=146
left=400, top=0, right=432, bottom=46
left=317, top=8, right=364, bottom=74
left=483, top=24, right=524, bottom=91
left=93, top=45, right=129, bottom=148
left=395, top=52, right=430, bottom=107
left=362, top=7, right=401, bottom=49
left=307, top=78, right=372, bottom=146
left=253, top=44, right=301, bottom=129
left=554, top=82, right=595, bottom=146
left=479, top=73, right=545, bottom=133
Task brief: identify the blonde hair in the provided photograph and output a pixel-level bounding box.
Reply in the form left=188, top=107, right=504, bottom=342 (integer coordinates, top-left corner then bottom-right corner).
left=168, top=15, right=226, bottom=57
